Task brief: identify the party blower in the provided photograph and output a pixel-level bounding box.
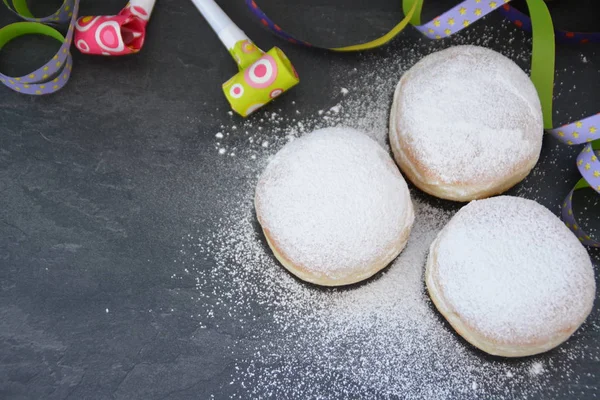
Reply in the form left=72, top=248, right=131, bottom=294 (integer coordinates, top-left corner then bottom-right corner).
left=190, top=0, right=299, bottom=117
left=74, top=0, right=157, bottom=56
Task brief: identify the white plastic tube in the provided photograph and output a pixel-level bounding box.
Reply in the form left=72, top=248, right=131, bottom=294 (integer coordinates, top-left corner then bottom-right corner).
left=130, top=0, right=158, bottom=16
left=190, top=0, right=250, bottom=50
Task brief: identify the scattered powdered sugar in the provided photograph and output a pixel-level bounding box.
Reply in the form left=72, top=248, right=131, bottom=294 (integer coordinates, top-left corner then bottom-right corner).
left=255, top=127, right=413, bottom=280
left=392, top=45, right=543, bottom=185
left=433, top=196, right=595, bottom=345
left=204, top=49, right=419, bottom=158
left=529, top=362, right=546, bottom=376
left=206, top=19, right=541, bottom=162
left=179, top=188, right=593, bottom=398
left=174, top=18, right=600, bottom=399
left=329, top=104, right=341, bottom=114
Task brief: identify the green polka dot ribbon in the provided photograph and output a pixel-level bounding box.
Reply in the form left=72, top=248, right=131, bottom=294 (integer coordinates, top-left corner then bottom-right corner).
left=1, top=0, right=78, bottom=95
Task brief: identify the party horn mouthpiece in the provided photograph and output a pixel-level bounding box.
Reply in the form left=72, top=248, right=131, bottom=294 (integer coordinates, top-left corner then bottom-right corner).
left=222, top=47, right=299, bottom=117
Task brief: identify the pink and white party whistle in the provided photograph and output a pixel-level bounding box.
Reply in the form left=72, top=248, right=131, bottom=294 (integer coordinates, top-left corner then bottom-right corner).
left=190, top=0, right=299, bottom=117
left=74, top=0, right=156, bottom=56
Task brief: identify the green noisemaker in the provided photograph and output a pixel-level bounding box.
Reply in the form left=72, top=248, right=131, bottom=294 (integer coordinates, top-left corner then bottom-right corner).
left=190, top=0, right=299, bottom=118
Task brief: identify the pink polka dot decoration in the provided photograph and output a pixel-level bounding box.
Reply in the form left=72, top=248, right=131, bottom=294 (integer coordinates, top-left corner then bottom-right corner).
left=222, top=47, right=299, bottom=117
left=244, top=55, right=278, bottom=89
left=241, top=40, right=258, bottom=54
left=130, top=5, right=150, bottom=21
left=96, top=20, right=126, bottom=53
left=269, top=88, right=283, bottom=98
left=74, top=0, right=155, bottom=56
left=75, top=16, right=100, bottom=32
left=230, top=84, right=245, bottom=99
left=76, top=39, right=90, bottom=53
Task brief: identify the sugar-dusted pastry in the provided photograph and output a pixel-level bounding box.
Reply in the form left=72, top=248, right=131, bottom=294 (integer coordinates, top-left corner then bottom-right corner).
left=389, top=45, right=543, bottom=201
left=255, top=127, right=415, bottom=286
left=426, top=196, right=595, bottom=357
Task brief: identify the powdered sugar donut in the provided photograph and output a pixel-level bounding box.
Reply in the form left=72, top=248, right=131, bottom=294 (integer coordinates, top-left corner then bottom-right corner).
left=389, top=45, right=544, bottom=202
left=426, top=196, right=595, bottom=357
left=255, top=127, right=415, bottom=286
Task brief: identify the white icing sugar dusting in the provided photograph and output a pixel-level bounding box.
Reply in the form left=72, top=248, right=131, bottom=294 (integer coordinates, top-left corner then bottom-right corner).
left=179, top=192, right=591, bottom=398
left=174, top=19, right=599, bottom=398
left=434, top=196, right=595, bottom=344
left=529, top=361, right=546, bottom=376
left=393, top=45, right=543, bottom=184
left=255, top=127, right=413, bottom=278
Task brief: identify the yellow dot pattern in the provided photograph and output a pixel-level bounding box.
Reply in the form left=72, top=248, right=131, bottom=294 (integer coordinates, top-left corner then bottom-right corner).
left=416, top=0, right=507, bottom=40
left=1, top=0, right=79, bottom=96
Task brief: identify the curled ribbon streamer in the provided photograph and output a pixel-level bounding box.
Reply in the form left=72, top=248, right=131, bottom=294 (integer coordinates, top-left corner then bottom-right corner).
left=247, top=0, right=554, bottom=120
left=523, top=0, right=554, bottom=130
left=74, top=0, right=157, bottom=56
left=407, top=0, right=508, bottom=40
left=0, top=0, right=156, bottom=95
left=0, top=0, right=78, bottom=95
left=249, top=0, right=599, bottom=245
left=245, top=0, right=420, bottom=51
left=247, top=0, right=505, bottom=50
left=550, top=117, right=600, bottom=247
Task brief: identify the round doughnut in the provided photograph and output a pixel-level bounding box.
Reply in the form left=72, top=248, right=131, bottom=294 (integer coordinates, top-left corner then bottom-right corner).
left=255, top=127, right=415, bottom=286
left=426, top=196, right=595, bottom=357
left=389, top=45, right=544, bottom=202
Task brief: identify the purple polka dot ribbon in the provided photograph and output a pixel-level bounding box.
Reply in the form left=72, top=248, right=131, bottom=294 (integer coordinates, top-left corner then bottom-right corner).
left=246, top=0, right=600, bottom=47
left=0, top=0, right=79, bottom=95
left=245, top=0, right=513, bottom=47
left=414, top=0, right=509, bottom=39
left=549, top=116, right=600, bottom=247
left=244, top=0, right=312, bottom=47
left=498, top=4, right=600, bottom=44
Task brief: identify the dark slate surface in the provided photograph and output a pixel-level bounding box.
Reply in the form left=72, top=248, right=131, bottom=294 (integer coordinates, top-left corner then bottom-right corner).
left=0, top=1, right=599, bottom=399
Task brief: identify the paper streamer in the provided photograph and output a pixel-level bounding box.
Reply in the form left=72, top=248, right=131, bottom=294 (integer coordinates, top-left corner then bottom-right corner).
left=246, top=0, right=600, bottom=48
left=0, top=0, right=155, bottom=95
left=245, top=0, right=505, bottom=50
left=245, top=0, right=417, bottom=50
left=74, top=0, right=157, bottom=56
left=0, top=0, right=78, bottom=95
left=549, top=116, right=600, bottom=247
left=498, top=3, right=600, bottom=44
left=245, top=0, right=420, bottom=51
left=248, top=0, right=599, bottom=245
